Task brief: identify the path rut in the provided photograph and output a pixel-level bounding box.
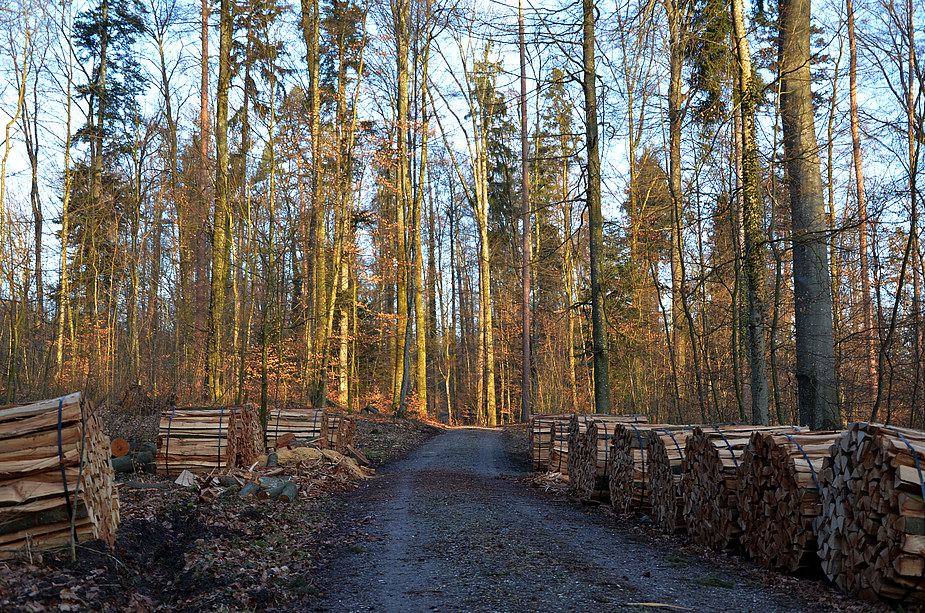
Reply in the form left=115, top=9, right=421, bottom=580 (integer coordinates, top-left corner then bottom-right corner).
left=313, top=427, right=845, bottom=612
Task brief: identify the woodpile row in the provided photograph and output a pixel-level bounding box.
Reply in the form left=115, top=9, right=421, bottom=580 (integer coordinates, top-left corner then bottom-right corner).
left=567, top=415, right=648, bottom=500
left=736, top=430, right=839, bottom=571
left=682, top=425, right=802, bottom=550
left=159, top=406, right=356, bottom=476
left=814, top=423, right=925, bottom=604
left=609, top=424, right=685, bottom=514
left=0, top=393, right=119, bottom=559
left=530, top=414, right=570, bottom=471
left=646, top=427, right=693, bottom=532
left=533, top=416, right=925, bottom=605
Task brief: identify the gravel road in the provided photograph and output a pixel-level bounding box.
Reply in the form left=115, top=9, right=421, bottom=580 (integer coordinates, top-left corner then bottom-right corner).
left=312, top=427, right=867, bottom=613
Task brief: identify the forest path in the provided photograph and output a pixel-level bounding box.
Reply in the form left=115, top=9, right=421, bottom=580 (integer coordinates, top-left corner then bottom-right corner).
left=312, top=427, right=836, bottom=612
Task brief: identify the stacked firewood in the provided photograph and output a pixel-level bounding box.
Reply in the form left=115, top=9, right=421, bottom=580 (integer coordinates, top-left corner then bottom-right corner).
left=609, top=424, right=684, bottom=514
left=682, top=425, right=801, bottom=549
left=567, top=415, right=648, bottom=500
left=549, top=420, right=571, bottom=477
left=736, top=430, right=840, bottom=571
left=814, top=423, right=925, bottom=604
left=266, top=407, right=354, bottom=453
left=646, top=427, right=694, bottom=532
left=157, top=406, right=263, bottom=476
left=0, top=393, right=119, bottom=559
left=531, top=414, right=570, bottom=471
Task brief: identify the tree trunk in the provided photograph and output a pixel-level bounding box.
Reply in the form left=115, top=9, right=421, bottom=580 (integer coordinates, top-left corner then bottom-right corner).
left=667, top=0, right=686, bottom=373
left=209, top=0, right=233, bottom=403
left=732, top=0, right=769, bottom=425
left=519, top=0, right=532, bottom=423
left=778, top=0, right=840, bottom=429
left=583, top=0, right=612, bottom=415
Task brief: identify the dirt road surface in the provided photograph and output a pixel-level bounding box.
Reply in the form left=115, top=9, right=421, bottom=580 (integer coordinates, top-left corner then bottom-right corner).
left=313, top=427, right=857, bottom=613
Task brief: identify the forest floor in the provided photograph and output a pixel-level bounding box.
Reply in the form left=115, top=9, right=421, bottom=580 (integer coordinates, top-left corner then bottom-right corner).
left=0, top=418, right=905, bottom=612
left=0, top=414, right=441, bottom=612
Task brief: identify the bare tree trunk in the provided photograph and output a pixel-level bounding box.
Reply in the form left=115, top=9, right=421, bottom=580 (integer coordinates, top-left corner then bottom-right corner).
left=519, top=0, right=532, bottom=423
left=778, top=0, right=840, bottom=429
left=583, top=0, right=611, bottom=415
left=393, top=0, right=410, bottom=414
left=845, top=0, right=875, bottom=418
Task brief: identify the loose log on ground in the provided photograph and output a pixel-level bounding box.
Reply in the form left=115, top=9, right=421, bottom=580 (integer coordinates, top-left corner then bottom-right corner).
left=646, top=427, right=694, bottom=532
left=736, top=430, right=840, bottom=571
left=0, top=393, right=119, bottom=559
left=814, top=423, right=925, bottom=604
left=682, top=425, right=801, bottom=550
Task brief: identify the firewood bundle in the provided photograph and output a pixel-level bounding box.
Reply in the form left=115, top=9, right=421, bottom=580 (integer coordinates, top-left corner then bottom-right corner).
left=266, top=407, right=354, bottom=453
left=608, top=424, right=684, bottom=514
left=814, top=423, right=925, bottom=604
left=566, top=414, right=647, bottom=488
left=570, top=419, right=620, bottom=501
left=682, top=425, right=800, bottom=549
left=157, top=406, right=261, bottom=476
left=736, top=430, right=839, bottom=571
left=224, top=404, right=263, bottom=469
left=0, top=393, right=119, bottom=559
left=549, top=420, right=571, bottom=477
left=646, top=427, right=694, bottom=532
left=531, top=414, right=570, bottom=471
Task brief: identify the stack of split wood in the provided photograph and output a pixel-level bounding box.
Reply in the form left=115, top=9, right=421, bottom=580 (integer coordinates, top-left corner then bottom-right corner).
left=531, top=414, right=570, bottom=471
left=646, top=427, right=694, bottom=532
left=682, top=425, right=800, bottom=549
left=549, top=420, right=572, bottom=477
left=736, top=430, right=839, bottom=571
left=608, top=424, right=684, bottom=514
left=157, top=405, right=263, bottom=476
left=266, top=407, right=355, bottom=453
left=0, top=393, right=119, bottom=559
left=814, top=423, right=925, bottom=604
left=567, top=414, right=648, bottom=500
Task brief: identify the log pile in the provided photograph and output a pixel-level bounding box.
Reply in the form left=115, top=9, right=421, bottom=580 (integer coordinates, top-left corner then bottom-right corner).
left=567, top=415, right=648, bottom=500
left=608, top=424, right=685, bottom=514
left=646, top=427, right=694, bottom=532
left=0, top=393, right=119, bottom=559
left=682, top=425, right=800, bottom=549
left=814, top=423, right=925, bottom=604
left=549, top=420, right=571, bottom=477
left=531, top=414, right=570, bottom=471
left=157, top=406, right=262, bottom=476
left=736, top=430, right=839, bottom=571
left=266, top=407, right=355, bottom=453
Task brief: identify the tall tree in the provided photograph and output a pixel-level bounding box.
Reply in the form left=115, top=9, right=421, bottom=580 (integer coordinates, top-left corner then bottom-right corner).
left=732, top=0, right=768, bottom=424
left=209, top=0, right=233, bottom=403
left=778, top=0, right=839, bottom=428
left=583, top=0, right=611, bottom=414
